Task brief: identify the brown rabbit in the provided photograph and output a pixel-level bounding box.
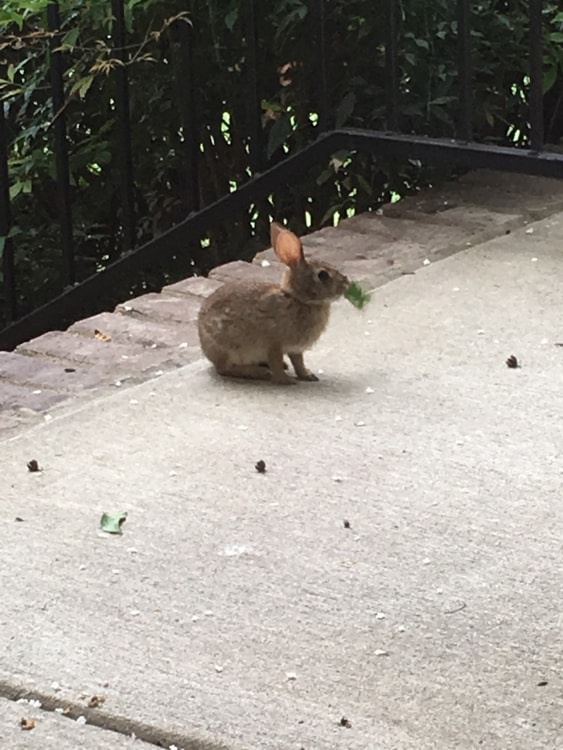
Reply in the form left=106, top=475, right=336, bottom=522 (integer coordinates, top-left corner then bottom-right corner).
left=197, top=222, right=349, bottom=384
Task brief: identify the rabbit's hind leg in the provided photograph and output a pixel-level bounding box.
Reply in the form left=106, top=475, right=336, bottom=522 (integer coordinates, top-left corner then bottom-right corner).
left=215, top=363, right=272, bottom=381
left=209, top=351, right=269, bottom=381
left=257, top=360, right=289, bottom=370
left=212, top=350, right=295, bottom=384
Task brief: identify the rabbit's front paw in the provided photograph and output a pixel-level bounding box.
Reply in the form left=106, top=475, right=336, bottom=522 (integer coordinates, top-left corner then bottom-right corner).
left=297, top=370, right=319, bottom=382
left=288, top=353, right=319, bottom=382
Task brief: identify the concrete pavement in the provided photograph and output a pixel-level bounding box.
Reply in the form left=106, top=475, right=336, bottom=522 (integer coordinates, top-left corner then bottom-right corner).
left=1, top=213, right=563, bottom=749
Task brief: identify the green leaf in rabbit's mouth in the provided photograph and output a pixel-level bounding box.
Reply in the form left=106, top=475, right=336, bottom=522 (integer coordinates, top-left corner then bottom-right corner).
left=345, top=282, right=371, bottom=310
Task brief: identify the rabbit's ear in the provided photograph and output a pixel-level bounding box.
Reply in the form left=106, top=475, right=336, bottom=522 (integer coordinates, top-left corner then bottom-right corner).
left=270, top=222, right=285, bottom=248
left=271, top=223, right=304, bottom=267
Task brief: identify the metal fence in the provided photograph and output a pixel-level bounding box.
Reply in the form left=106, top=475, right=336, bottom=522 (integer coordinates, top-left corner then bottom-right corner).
left=1, top=0, right=562, bottom=350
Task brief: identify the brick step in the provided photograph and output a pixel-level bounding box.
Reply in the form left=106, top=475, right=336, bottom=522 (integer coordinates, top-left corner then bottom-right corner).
left=2, top=169, right=563, bottom=432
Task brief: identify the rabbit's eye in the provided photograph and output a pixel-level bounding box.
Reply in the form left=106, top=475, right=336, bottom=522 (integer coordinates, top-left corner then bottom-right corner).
left=317, top=269, right=330, bottom=282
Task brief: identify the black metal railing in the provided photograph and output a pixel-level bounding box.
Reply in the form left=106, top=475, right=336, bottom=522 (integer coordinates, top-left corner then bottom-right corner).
left=1, top=0, right=562, bottom=351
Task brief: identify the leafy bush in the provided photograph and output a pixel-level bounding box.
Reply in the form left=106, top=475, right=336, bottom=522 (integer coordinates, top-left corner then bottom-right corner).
left=1, top=0, right=562, bottom=331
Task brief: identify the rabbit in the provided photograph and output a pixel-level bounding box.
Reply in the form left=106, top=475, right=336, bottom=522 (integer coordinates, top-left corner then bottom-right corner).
left=197, top=222, right=349, bottom=384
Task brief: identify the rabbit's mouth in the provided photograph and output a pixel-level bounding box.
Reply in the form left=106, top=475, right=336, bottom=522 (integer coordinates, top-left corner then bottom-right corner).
left=291, top=292, right=334, bottom=305
left=337, top=278, right=352, bottom=298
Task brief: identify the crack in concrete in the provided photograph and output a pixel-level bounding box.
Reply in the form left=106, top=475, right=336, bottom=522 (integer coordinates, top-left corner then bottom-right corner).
left=0, top=679, right=237, bottom=750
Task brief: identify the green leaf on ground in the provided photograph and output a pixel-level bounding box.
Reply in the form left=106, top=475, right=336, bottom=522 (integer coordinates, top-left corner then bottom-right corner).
left=100, top=511, right=127, bottom=534
left=345, top=282, right=371, bottom=310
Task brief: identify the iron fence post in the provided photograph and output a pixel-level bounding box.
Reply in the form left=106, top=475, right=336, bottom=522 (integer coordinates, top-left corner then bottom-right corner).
left=244, top=0, right=261, bottom=172
left=111, top=0, right=136, bottom=250
left=47, top=1, right=75, bottom=287
left=313, top=0, right=329, bottom=133
left=174, top=1, right=199, bottom=215
left=457, top=0, right=473, bottom=141
left=529, top=0, right=544, bottom=151
left=385, top=0, right=399, bottom=132
left=0, top=101, right=16, bottom=322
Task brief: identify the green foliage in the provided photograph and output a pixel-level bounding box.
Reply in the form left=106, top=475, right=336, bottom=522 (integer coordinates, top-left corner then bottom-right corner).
left=1, top=0, right=563, bottom=330
left=0, top=0, right=51, bottom=29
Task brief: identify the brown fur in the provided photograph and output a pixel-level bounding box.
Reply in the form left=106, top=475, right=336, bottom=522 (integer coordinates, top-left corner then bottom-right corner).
left=197, top=223, right=349, bottom=384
